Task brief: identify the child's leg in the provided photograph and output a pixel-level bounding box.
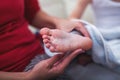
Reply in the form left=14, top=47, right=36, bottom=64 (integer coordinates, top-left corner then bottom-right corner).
left=40, top=28, right=92, bottom=53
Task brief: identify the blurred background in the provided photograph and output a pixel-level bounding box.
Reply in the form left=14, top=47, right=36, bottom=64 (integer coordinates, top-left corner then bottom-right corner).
left=30, top=0, right=95, bottom=32
left=39, top=0, right=94, bottom=23
left=30, top=1, right=120, bottom=80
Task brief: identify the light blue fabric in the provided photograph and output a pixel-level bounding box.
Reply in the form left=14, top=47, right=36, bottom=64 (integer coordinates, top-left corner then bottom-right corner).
left=44, top=19, right=120, bottom=72
left=78, top=20, right=120, bottom=72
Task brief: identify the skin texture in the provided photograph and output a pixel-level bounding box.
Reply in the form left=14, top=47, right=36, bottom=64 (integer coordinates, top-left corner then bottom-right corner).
left=0, top=49, right=83, bottom=80
left=27, top=49, right=83, bottom=80
left=69, top=0, right=94, bottom=65
left=40, top=28, right=92, bottom=52
left=0, top=6, right=89, bottom=80
left=40, top=27, right=93, bottom=66
left=33, top=11, right=90, bottom=37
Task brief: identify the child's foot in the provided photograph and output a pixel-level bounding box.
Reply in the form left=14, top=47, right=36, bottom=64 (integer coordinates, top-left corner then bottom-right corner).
left=40, top=28, right=92, bottom=52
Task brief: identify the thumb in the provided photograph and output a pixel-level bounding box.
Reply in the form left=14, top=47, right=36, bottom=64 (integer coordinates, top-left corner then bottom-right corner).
left=58, top=49, right=83, bottom=70
left=47, top=54, right=63, bottom=67
left=75, top=22, right=90, bottom=37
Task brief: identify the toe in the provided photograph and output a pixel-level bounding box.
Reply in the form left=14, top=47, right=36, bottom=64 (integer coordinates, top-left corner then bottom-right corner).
left=40, top=28, right=50, bottom=35
left=50, top=46, right=55, bottom=52
left=46, top=43, right=51, bottom=48
left=43, top=39, right=49, bottom=43
left=42, top=35, right=50, bottom=40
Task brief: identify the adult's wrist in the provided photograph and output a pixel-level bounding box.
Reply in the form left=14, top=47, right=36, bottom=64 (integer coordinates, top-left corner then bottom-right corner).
left=50, top=17, right=60, bottom=28
left=24, top=71, right=34, bottom=80
left=25, top=70, right=46, bottom=80
left=51, top=17, right=67, bottom=29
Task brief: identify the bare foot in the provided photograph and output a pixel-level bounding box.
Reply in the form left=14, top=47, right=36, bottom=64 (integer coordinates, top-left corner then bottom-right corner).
left=40, top=28, right=92, bottom=52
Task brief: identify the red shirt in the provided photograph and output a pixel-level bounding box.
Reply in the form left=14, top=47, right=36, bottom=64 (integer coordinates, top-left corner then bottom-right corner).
left=0, top=0, right=44, bottom=72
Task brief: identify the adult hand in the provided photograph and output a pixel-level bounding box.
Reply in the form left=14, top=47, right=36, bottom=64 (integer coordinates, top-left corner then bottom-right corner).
left=27, top=49, right=83, bottom=80
left=55, top=19, right=90, bottom=37
left=74, top=21, right=90, bottom=37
